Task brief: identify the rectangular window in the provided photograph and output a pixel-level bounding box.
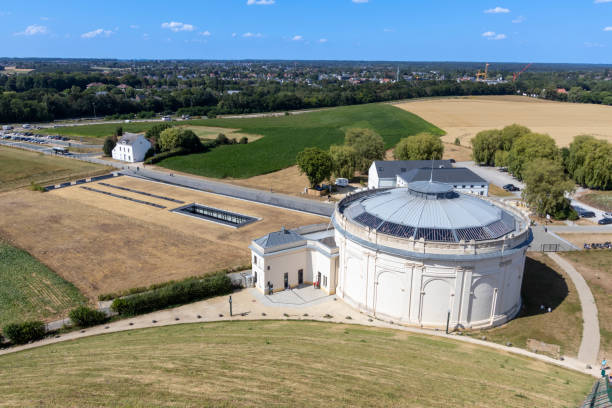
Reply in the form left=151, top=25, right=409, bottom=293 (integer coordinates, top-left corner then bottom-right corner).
left=462, top=185, right=466, bottom=188
left=323, top=276, right=328, bottom=287
left=253, top=255, right=257, bottom=265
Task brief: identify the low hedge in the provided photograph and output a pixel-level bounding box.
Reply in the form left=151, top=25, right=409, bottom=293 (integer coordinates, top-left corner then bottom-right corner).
left=3, top=321, right=46, bottom=344
left=111, top=273, right=233, bottom=316
left=69, top=306, right=108, bottom=327
left=144, top=147, right=187, bottom=165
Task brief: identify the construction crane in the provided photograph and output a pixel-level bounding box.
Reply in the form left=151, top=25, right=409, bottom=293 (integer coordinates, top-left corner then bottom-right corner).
left=512, top=63, right=532, bottom=82
left=476, top=63, right=490, bottom=81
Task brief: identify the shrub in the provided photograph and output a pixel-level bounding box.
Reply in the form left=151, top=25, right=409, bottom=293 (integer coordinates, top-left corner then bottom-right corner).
left=3, top=321, right=46, bottom=344
left=454, top=137, right=460, bottom=146
left=216, top=133, right=229, bottom=145
left=102, top=136, right=116, bottom=157
left=144, top=148, right=187, bottom=164
left=239, top=136, right=248, bottom=144
left=111, top=273, right=233, bottom=316
left=69, top=306, right=107, bottom=327
left=29, top=181, right=45, bottom=192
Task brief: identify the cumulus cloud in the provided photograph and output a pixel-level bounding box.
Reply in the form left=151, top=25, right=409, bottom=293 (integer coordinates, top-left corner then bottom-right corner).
left=512, top=16, right=525, bottom=23
left=14, top=24, right=48, bottom=36
left=594, top=0, right=612, bottom=3
left=81, top=28, right=113, bottom=39
left=129, top=25, right=140, bottom=29
left=319, top=38, right=328, bottom=43
left=247, top=0, right=275, bottom=4
left=482, top=31, right=506, bottom=40
left=604, top=26, right=612, bottom=31
left=484, top=6, right=510, bottom=13
left=243, top=32, right=263, bottom=38
left=292, top=35, right=303, bottom=41
left=352, top=0, right=369, bottom=3
left=200, top=30, right=211, bottom=36
left=161, top=21, right=195, bottom=32
left=585, top=42, right=605, bottom=47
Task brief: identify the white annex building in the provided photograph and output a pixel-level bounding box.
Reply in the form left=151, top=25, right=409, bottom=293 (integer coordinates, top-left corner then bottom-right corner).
left=251, top=181, right=530, bottom=330
left=111, top=133, right=151, bottom=163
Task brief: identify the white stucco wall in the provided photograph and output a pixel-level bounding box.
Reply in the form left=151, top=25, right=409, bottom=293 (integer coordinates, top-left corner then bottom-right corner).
left=396, top=175, right=489, bottom=196
left=111, top=135, right=151, bottom=163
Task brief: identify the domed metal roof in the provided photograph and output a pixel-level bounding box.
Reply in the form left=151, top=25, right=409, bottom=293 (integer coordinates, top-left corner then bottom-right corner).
left=341, top=181, right=516, bottom=242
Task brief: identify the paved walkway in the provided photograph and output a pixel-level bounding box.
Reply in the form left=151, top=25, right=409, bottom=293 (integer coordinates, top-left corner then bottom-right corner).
left=547, top=253, right=601, bottom=365
left=0, top=289, right=601, bottom=378
left=528, top=226, right=579, bottom=252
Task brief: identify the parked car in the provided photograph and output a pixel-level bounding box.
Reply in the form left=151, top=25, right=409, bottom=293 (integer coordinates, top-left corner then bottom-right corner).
left=598, top=217, right=612, bottom=225
left=335, top=178, right=349, bottom=187
left=572, top=206, right=596, bottom=218
left=604, top=212, right=612, bottom=218
left=503, top=184, right=520, bottom=192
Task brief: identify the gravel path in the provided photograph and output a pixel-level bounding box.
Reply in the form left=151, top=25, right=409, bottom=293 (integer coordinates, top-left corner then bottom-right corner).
left=547, top=253, right=601, bottom=365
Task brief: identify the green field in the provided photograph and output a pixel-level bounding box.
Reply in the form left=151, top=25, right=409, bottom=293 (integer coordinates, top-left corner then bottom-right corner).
left=0, top=241, right=85, bottom=329
left=44, top=104, right=443, bottom=179
left=38, top=122, right=161, bottom=143
left=0, top=320, right=592, bottom=407
left=0, top=146, right=112, bottom=192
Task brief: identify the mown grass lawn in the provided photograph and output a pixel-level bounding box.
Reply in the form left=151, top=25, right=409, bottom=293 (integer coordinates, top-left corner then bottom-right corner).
left=561, top=250, right=612, bottom=359
left=158, top=104, right=443, bottom=178
left=466, top=253, right=582, bottom=358
left=0, top=320, right=592, bottom=407
left=0, top=146, right=112, bottom=192
left=0, top=241, right=85, bottom=329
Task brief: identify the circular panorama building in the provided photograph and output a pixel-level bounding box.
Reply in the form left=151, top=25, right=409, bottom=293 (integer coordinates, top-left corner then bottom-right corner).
left=332, top=181, right=531, bottom=330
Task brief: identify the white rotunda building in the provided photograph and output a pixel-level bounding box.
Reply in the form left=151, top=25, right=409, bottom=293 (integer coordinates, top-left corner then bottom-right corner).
left=332, top=181, right=531, bottom=330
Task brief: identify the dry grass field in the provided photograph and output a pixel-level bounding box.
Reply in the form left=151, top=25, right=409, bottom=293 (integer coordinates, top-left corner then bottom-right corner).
left=0, top=146, right=112, bottom=192
left=556, top=233, right=612, bottom=249
left=0, top=320, right=593, bottom=407
left=397, top=95, right=612, bottom=147
left=178, top=125, right=263, bottom=142
left=0, top=177, right=326, bottom=300
left=561, top=251, right=612, bottom=360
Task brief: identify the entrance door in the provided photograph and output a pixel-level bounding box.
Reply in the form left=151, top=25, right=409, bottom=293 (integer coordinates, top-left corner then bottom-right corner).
left=298, top=269, right=303, bottom=285
left=317, top=272, right=321, bottom=288
left=284, top=272, right=289, bottom=289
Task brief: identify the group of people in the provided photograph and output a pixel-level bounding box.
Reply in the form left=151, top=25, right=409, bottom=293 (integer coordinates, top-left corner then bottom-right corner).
left=583, top=241, right=612, bottom=250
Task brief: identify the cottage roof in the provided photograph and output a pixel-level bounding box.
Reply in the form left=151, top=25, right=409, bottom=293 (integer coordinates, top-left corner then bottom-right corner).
left=254, top=227, right=305, bottom=249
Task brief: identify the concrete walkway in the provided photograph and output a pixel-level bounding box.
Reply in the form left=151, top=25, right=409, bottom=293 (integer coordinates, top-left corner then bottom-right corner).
left=547, top=253, right=601, bottom=365
left=0, top=288, right=601, bottom=378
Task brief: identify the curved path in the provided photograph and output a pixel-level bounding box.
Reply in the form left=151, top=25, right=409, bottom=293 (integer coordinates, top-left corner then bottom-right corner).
left=547, top=253, right=600, bottom=365
left=0, top=288, right=601, bottom=378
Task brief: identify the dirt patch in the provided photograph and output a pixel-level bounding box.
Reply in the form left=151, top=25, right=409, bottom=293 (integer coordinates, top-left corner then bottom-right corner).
left=397, top=95, right=612, bottom=147
left=0, top=178, right=326, bottom=300
left=576, top=190, right=612, bottom=212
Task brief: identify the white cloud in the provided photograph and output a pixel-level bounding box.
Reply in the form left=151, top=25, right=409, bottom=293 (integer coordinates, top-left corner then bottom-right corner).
left=246, top=0, right=275, bottom=4
left=40, top=16, right=49, bottom=21
left=595, top=0, right=612, bottom=3
left=129, top=24, right=140, bottom=29
left=81, top=28, right=113, bottom=39
left=482, top=31, right=506, bottom=40
left=292, top=35, right=303, bottom=41
left=319, top=38, right=328, bottom=43
left=161, top=21, right=195, bottom=32
left=383, top=28, right=395, bottom=32
left=242, top=32, right=263, bottom=38
left=200, top=30, right=211, bottom=36
left=585, top=42, right=605, bottom=48
left=232, top=32, right=237, bottom=37
left=604, top=26, right=612, bottom=31
left=14, top=24, right=48, bottom=36
left=0, top=11, right=11, bottom=17
left=484, top=6, right=510, bottom=13
left=512, top=16, right=525, bottom=23
left=352, top=0, right=369, bottom=3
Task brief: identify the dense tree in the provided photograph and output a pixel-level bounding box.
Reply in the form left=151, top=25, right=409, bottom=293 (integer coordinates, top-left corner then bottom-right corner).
left=344, top=128, right=385, bottom=172
left=471, top=129, right=503, bottom=166
left=296, top=147, right=332, bottom=187
left=102, top=136, right=116, bottom=157
left=494, top=150, right=509, bottom=168
left=522, top=159, right=576, bottom=219
left=500, top=124, right=531, bottom=151
left=393, top=132, right=444, bottom=160
left=507, top=133, right=560, bottom=180
left=329, top=145, right=357, bottom=179
left=566, top=135, right=612, bottom=190
left=159, top=128, right=202, bottom=152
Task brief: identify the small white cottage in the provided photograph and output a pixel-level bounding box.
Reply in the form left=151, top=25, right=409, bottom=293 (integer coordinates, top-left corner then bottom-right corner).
left=112, top=133, right=151, bottom=163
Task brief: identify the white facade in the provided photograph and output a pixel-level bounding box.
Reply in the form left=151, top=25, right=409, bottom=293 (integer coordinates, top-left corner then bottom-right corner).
left=250, top=225, right=338, bottom=295
left=111, top=133, right=151, bottom=163
left=396, top=174, right=489, bottom=196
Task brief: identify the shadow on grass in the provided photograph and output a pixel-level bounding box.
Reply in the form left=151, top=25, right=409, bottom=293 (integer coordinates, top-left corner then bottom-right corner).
left=517, top=256, right=569, bottom=318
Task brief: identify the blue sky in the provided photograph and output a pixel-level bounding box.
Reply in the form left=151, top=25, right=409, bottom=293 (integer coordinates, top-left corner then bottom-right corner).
left=1, top=0, right=612, bottom=63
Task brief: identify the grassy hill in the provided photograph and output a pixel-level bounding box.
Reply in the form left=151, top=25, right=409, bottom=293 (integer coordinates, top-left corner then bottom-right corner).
left=0, top=146, right=112, bottom=192
left=0, top=241, right=85, bottom=329
left=0, top=320, right=591, bottom=407
left=159, top=104, right=443, bottom=178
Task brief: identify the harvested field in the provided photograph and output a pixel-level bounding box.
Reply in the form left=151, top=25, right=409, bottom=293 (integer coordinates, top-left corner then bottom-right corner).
left=178, top=125, right=263, bottom=142
left=0, top=320, right=593, bottom=407
left=576, top=190, right=612, bottom=213
left=0, top=177, right=326, bottom=300
left=398, top=95, right=612, bottom=147
left=0, top=146, right=112, bottom=192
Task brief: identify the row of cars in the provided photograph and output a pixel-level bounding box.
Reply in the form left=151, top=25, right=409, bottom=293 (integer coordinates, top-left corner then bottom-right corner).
left=0, top=131, right=70, bottom=144
left=572, top=205, right=612, bottom=224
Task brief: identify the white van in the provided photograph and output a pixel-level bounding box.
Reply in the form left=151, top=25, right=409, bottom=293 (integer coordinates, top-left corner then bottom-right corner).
left=335, top=178, right=349, bottom=187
